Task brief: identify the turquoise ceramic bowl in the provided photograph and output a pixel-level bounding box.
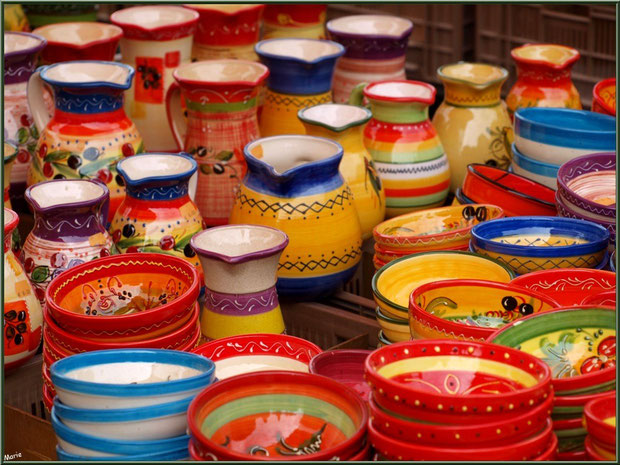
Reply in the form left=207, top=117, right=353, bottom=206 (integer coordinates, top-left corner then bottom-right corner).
left=511, top=143, right=559, bottom=189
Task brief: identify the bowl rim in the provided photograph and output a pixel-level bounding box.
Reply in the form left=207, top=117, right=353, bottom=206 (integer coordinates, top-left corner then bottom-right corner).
left=33, top=21, right=123, bottom=51
left=308, top=349, right=373, bottom=375
left=512, top=142, right=561, bottom=172
left=583, top=392, right=616, bottom=444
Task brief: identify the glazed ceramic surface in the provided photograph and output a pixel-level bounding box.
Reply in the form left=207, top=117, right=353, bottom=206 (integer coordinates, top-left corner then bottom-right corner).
left=309, top=349, right=372, bottom=402
left=4, top=4, right=30, bottom=32
left=299, top=103, right=386, bottom=239
left=585, top=435, right=616, bottom=460
left=584, top=394, right=616, bottom=448
left=592, top=77, right=616, bottom=116
left=555, top=193, right=617, bottom=246
left=3, top=208, right=43, bottom=371
left=433, top=63, right=514, bottom=192
left=111, top=6, right=199, bottom=152
left=56, top=444, right=190, bottom=461
left=26, top=61, right=144, bottom=222
left=190, top=225, right=288, bottom=339
left=375, top=307, right=410, bottom=342
left=3, top=142, right=17, bottom=208
left=230, top=135, right=363, bottom=299
left=263, top=4, right=326, bottom=40
left=22, top=179, right=115, bottom=304
left=511, top=143, right=559, bottom=189
left=327, top=15, right=412, bottom=103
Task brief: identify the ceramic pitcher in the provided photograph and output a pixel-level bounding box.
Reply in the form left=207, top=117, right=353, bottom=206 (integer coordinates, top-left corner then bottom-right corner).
left=298, top=103, right=386, bottom=239
left=4, top=142, right=17, bottom=209
left=256, top=38, right=345, bottom=136
left=327, top=15, right=413, bottom=103
left=4, top=208, right=43, bottom=371
left=263, top=4, right=326, bottom=40
left=432, top=62, right=514, bottom=192
left=110, top=153, right=203, bottom=276
left=21, top=179, right=115, bottom=304
left=190, top=225, right=288, bottom=340
left=166, top=60, right=269, bottom=226
left=506, top=44, right=582, bottom=119
left=26, top=61, right=144, bottom=222
left=4, top=32, right=46, bottom=211
left=229, top=135, right=363, bottom=299
left=111, top=6, right=199, bottom=152
left=351, top=80, right=450, bottom=218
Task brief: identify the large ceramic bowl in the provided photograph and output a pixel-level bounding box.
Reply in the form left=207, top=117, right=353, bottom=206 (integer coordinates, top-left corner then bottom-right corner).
left=511, top=143, right=559, bottom=189
left=309, top=349, right=372, bottom=401
left=373, top=251, right=515, bottom=320
left=55, top=445, right=189, bottom=462
left=187, top=371, right=368, bottom=461
left=488, top=307, right=616, bottom=395
left=375, top=307, right=410, bottom=341
left=191, top=333, right=321, bottom=380
left=410, top=279, right=560, bottom=341
left=470, top=216, right=610, bottom=275
left=584, top=393, right=616, bottom=448
left=592, top=77, right=616, bottom=116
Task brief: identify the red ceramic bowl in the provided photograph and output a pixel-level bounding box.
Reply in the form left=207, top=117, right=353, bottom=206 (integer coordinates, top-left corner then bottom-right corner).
left=533, top=433, right=558, bottom=461
left=42, top=383, right=54, bottom=413
left=309, top=350, right=372, bottom=402
left=365, top=340, right=552, bottom=425
left=582, top=290, right=616, bottom=307
left=45, top=253, right=200, bottom=339
left=188, top=371, right=368, bottom=461
left=585, top=435, right=616, bottom=460
left=584, top=393, right=616, bottom=447
left=188, top=438, right=202, bottom=461
left=43, top=327, right=73, bottom=359
left=177, top=323, right=202, bottom=352
left=43, top=344, right=57, bottom=369
left=462, top=164, right=557, bottom=217
left=592, top=77, right=616, bottom=116
left=42, top=362, right=55, bottom=397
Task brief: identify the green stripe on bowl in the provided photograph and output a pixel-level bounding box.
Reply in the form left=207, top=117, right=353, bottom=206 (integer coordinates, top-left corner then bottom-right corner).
left=386, top=189, right=450, bottom=208
left=367, top=146, right=444, bottom=164
left=557, top=379, right=616, bottom=396
left=554, top=428, right=588, bottom=439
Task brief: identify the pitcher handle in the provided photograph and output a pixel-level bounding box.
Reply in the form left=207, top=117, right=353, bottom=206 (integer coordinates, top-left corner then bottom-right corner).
left=348, top=82, right=369, bottom=107
left=27, top=68, right=51, bottom=133
left=165, top=81, right=186, bottom=150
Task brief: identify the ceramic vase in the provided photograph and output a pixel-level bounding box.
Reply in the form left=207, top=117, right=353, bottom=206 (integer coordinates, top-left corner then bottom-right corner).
left=327, top=15, right=413, bottom=103
left=190, top=225, right=288, bottom=340
left=506, top=43, right=582, bottom=119
left=432, top=62, right=514, bottom=192
left=256, top=38, right=345, bottom=136
left=229, top=135, right=363, bottom=298
left=3, top=208, right=43, bottom=371
left=166, top=60, right=269, bottom=226
left=110, top=153, right=204, bottom=277
left=111, top=6, right=199, bottom=153
left=298, top=103, right=386, bottom=239
left=592, top=78, right=615, bottom=116
left=26, top=61, right=144, bottom=223
left=263, top=4, right=327, bottom=40
left=184, top=4, right=264, bottom=61
left=4, top=142, right=17, bottom=209
left=351, top=80, right=450, bottom=218
left=4, top=32, right=47, bottom=211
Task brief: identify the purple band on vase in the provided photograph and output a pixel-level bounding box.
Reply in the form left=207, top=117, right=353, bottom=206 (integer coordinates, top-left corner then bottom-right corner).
left=205, top=287, right=279, bottom=316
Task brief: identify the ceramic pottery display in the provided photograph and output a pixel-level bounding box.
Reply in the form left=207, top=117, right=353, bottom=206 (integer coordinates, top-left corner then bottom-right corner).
left=506, top=44, right=582, bottom=118
left=352, top=80, right=450, bottom=217
left=111, top=6, right=199, bottom=153
left=184, top=4, right=264, bottom=61
left=21, top=179, right=115, bottom=304
left=3, top=208, right=43, bottom=371
left=309, top=349, right=372, bottom=401
left=256, top=38, right=345, bottom=136
left=584, top=394, right=616, bottom=460
left=263, top=4, right=327, bottom=40
left=4, top=32, right=47, bottom=210
left=298, top=103, right=386, bottom=239
left=230, top=135, right=363, bottom=299
left=4, top=142, right=17, bottom=209
left=190, top=225, right=288, bottom=340
left=592, top=78, right=615, bottom=116
left=33, top=22, right=122, bottom=64
left=167, top=60, right=268, bottom=226
left=432, top=63, right=514, bottom=192
left=26, top=61, right=144, bottom=223
left=110, top=153, right=203, bottom=275
left=327, top=15, right=413, bottom=104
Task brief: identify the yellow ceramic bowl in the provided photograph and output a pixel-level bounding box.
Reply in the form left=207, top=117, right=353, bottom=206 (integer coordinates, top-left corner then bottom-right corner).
left=377, top=330, right=392, bottom=348
left=372, top=251, right=515, bottom=320
left=375, top=307, right=410, bottom=342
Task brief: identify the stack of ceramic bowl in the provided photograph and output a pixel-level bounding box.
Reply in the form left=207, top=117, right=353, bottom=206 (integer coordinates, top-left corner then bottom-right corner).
left=372, top=204, right=504, bottom=270
left=512, top=108, right=616, bottom=189
left=372, top=251, right=515, bottom=346
left=489, top=306, right=616, bottom=460
left=187, top=371, right=371, bottom=460
left=42, top=254, right=202, bottom=408
left=584, top=394, right=616, bottom=460
left=365, top=340, right=557, bottom=461
left=50, top=349, right=216, bottom=461
left=470, top=216, right=610, bottom=276
left=556, top=152, right=616, bottom=245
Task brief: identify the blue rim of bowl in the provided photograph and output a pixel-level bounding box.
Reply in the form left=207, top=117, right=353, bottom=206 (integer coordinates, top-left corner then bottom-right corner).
left=511, top=143, right=560, bottom=177
left=117, top=153, right=197, bottom=186
left=255, top=38, right=345, bottom=65
left=39, top=60, right=135, bottom=90
left=470, top=216, right=610, bottom=257
left=55, top=445, right=190, bottom=461
left=50, top=349, right=215, bottom=397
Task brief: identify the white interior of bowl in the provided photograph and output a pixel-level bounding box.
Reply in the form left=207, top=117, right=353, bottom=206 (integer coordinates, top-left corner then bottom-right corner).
left=215, top=355, right=309, bottom=380
left=4, top=209, right=16, bottom=227
left=44, top=62, right=130, bottom=85
left=328, top=15, right=411, bottom=36
left=120, top=154, right=194, bottom=181
left=193, top=225, right=286, bottom=257
left=566, top=171, right=616, bottom=207
left=258, top=39, right=341, bottom=61
left=65, top=362, right=203, bottom=384
left=113, top=5, right=197, bottom=28
left=301, top=104, right=369, bottom=128
left=368, top=82, right=433, bottom=99
left=248, top=136, right=340, bottom=174
left=34, top=22, right=121, bottom=45
left=4, top=33, right=44, bottom=54
left=30, top=180, right=105, bottom=208
left=176, top=60, right=265, bottom=83
left=513, top=44, right=578, bottom=65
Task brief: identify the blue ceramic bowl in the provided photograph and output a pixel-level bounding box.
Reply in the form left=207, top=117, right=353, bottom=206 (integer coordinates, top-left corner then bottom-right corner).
left=55, top=445, right=190, bottom=461
left=511, top=143, right=559, bottom=189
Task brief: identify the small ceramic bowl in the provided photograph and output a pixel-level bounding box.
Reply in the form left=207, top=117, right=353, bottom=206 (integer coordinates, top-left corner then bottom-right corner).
left=187, top=371, right=368, bottom=461
left=55, top=445, right=190, bottom=461
left=375, top=307, right=409, bottom=342
left=585, top=435, right=616, bottom=461
left=470, top=216, right=610, bottom=275
left=583, top=393, right=616, bottom=448
left=410, top=279, right=560, bottom=341
left=309, top=349, right=372, bottom=402
left=488, top=307, right=616, bottom=395
left=511, top=143, right=559, bottom=189
left=191, top=333, right=321, bottom=380
left=592, top=77, right=616, bottom=116
left=50, top=349, right=215, bottom=409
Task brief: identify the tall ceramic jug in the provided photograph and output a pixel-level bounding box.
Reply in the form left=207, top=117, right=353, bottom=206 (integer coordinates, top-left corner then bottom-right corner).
left=4, top=32, right=46, bottom=211
left=229, top=135, right=363, bottom=299
left=351, top=80, right=450, bottom=218
left=432, top=63, right=514, bottom=192
left=111, top=6, right=199, bottom=152
left=298, top=103, right=386, bottom=239
left=256, top=38, right=344, bottom=136
left=263, top=4, right=327, bottom=39
left=190, top=225, right=288, bottom=340
left=506, top=44, right=582, bottom=119
left=4, top=142, right=17, bottom=209
left=166, top=60, right=269, bottom=226
left=26, top=61, right=144, bottom=222
left=21, top=179, right=115, bottom=304
left=327, top=15, right=413, bottom=103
